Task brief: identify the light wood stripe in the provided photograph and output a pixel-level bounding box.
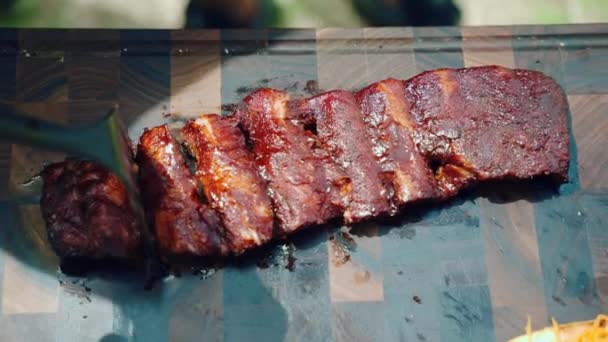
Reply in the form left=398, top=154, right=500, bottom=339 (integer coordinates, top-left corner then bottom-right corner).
left=570, top=94, right=608, bottom=190
left=462, top=27, right=516, bottom=67
left=170, top=30, right=221, bottom=119
left=1, top=205, right=59, bottom=315
left=9, top=103, right=67, bottom=197
left=362, top=27, right=416, bottom=80
left=3, top=103, right=66, bottom=316
left=316, top=28, right=384, bottom=304
left=462, top=26, right=547, bottom=340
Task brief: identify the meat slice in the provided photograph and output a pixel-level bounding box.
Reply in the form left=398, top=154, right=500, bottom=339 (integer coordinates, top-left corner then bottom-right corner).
left=290, top=90, right=391, bottom=222
left=181, top=115, right=274, bottom=254
left=136, top=125, right=227, bottom=259
left=40, top=160, right=141, bottom=259
left=356, top=79, right=438, bottom=208
left=237, top=88, right=348, bottom=235
left=404, top=66, right=569, bottom=197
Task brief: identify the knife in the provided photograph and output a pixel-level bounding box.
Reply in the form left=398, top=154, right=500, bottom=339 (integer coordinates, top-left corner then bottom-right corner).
left=0, top=107, right=162, bottom=288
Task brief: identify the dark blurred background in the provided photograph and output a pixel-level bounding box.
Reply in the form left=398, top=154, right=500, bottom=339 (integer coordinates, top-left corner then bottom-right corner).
left=0, top=0, right=606, bottom=28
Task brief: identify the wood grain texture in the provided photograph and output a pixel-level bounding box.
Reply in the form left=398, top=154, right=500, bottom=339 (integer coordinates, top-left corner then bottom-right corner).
left=413, top=26, right=465, bottom=69
left=362, top=27, right=416, bottom=80
left=316, top=28, right=369, bottom=90
left=479, top=198, right=547, bottom=339
left=119, top=31, right=171, bottom=139
left=68, top=56, right=119, bottom=101
left=461, top=26, right=516, bottom=67
left=9, top=103, right=67, bottom=195
left=570, top=94, right=608, bottom=190
left=0, top=57, right=16, bottom=103
left=560, top=35, right=608, bottom=94
left=1, top=206, right=58, bottom=315
left=67, top=100, right=117, bottom=125
left=513, top=25, right=564, bottom=85
left=170, top=30, right=221, bottom=118
left=0, top=140, right=11, bottom=201
left=583, top=193, right=608, bottom=307
left=16, top=58, right=67, bottom=103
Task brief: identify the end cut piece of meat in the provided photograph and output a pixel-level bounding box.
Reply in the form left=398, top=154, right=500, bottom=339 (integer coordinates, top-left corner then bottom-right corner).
left=136, top=125, right=227, bottom=259
left=404, top=65, right=570, bottom=197
left=40, top=160, right=141, bottom=259
left=181, top=114, right=274, bottom=254
left=237, top=88, right=349, bottom=235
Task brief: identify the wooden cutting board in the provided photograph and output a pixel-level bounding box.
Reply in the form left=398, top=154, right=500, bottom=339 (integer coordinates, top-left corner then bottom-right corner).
left=0, top=25, right=607, bottom=341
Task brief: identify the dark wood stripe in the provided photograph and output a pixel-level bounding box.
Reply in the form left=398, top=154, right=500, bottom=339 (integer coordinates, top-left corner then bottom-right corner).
left=16, top=58, right=67, bottom=102
left=0, top=56, right=16, bottom=102
left=67, top=101, right=116, bottom=125
left=0, top=30, right=16, bottom=202
left=67, top=56, right=119, bottom=101
left=0, top=141, right=11, bottom=201
left=119, top=30, right=171, bottom=140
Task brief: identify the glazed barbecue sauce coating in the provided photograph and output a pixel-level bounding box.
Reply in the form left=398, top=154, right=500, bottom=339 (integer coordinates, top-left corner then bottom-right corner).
left=404, top=66, right=569, bottom=197
left=290, top=90, right=391, bottom=222
left=237, top=88, right=349, bottom=235
left=136, top=125, right=227, bottom=259
left=40, top=160, right=141, bottom=259
left=356, top=79, right=438, bottom=208
left=181, top=115, right=274, bottom=254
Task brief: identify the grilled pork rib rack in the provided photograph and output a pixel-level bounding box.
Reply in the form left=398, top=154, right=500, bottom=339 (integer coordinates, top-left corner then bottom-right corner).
left=40, top=66, right=570, bottom=263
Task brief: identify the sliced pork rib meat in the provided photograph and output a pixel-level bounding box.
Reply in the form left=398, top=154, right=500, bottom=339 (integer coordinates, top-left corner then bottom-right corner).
left=38, top=65, right=570, bottom=267
left=40, top=160, right=141, bottom=259
left=404, top=66, right=569, bottom=197
left=356, top=78, right=439, bottom=208
left=136, top=125, right=227, bottom=259
left=237, top=88, right=349, bottom=234
left=181, top=114, right=274, bottom=254
left=290, top=90, right=391, bottom=222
